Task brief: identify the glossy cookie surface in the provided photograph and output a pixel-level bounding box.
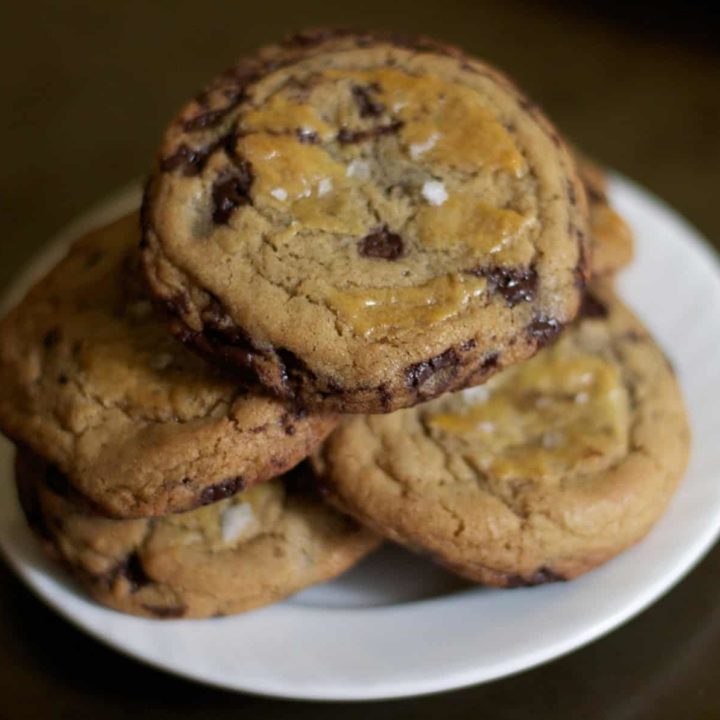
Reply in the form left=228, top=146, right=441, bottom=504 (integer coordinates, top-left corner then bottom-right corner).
left=142, top=30, right=589, bottom=412
left=314, top=286, right=690, bottom=585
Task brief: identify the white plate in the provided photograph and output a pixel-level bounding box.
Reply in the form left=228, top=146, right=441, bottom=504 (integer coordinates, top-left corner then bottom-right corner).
left=1, top=175, right=720, bottom=701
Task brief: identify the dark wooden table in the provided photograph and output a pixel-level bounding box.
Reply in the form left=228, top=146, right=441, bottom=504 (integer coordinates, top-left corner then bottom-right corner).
left=1, top=2, right=719, bottom=718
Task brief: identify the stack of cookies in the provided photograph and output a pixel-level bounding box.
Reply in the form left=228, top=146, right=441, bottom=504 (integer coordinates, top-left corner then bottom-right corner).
left=0, top=29, right=690, bottom=619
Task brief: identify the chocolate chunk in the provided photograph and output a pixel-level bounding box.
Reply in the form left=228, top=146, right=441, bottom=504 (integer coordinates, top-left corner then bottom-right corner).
left=121, top=552, right=151, bottom=592
left=183, top=90, right=244, bottom=132
left=481, top=351, right=499, bottom=370
left=358, top=226, right=404, bottom=260
left=183, top=108, right=229, bottom=132
left=160, top=143, right=217, bottom=176
left=276, top=348, right=310, bottom=377
left=168, top=291, right=192, bottom=317
left=351, top=84, right=385, bottom=118
left=296, top=128, right=319, bottom=144
left=459, top=338, right=477, bottom=352
left=505, top=566, right=565, bottom=587
left=219, top=130, right=241, bottom=160
left=294, top=407, right=308, bottom=422
left=164, top=280, right=301, bottom=391
left=462, top=350, right=500, bottom=388
left=406, top=348, right=459, bottom=391
left=337, top=120, right=403, bottom=144
left=472, top=266, right=537, bottom=307
left=337, top=128, right=359, bottom=143
left=579, top=292, right=608, bottom=319
left=280, top=410, right=298, bottom=436
left=199, top=476, right=246, bottom=505
left=196, top=63, right=261, bottom=113
left=277, top=348, right=315, bottom=391
left=212, top=161, right=254, bottom=224
left=181, top=296, right=262, bottom=374
left=527, top=315, right=563, bottom=346
left=141, top=604, right=187, bottom=619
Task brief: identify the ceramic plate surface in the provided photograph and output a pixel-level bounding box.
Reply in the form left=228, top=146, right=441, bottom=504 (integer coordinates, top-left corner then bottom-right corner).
left=1, top=176, right=720, bottom=700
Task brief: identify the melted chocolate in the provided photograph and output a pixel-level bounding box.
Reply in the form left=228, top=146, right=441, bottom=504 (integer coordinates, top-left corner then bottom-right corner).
left=358, top=226, right=404, bottom=260
left=473, top=266, right=538, bottom=307
left=337, top=120, right=403, bottom=144
left=480, top=351, right=500, bottom=370
left=212, top=161, right=254, bottom=224
left=199, top=476, right=246, bottom=505
left=160, top=143, right=216, bottom=176
left=527, top=315, right=563, bottom=346
left=406, top=348, right=459, bottom=391
left=296, top=128, right=320, bottom=144
left=182, top=89, right=244, bottom=132
left=504, top=566, right=565, bottom=587
left=351, top=84, right=385, bottom=118
left=120, top=552, right=151, bottom=592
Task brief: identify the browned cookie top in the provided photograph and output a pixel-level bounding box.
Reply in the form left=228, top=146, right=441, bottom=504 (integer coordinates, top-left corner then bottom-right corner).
left=314, top=285, right=689, bottom=585
left=142, top=30, right=589, bottom=413
left=17, top=452, right=380, bottom=619
left=0, top=214, right=337, bottom=518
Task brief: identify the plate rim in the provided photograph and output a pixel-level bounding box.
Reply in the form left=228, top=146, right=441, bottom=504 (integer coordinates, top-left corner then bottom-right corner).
left=1, top=173, right=719, bottom=701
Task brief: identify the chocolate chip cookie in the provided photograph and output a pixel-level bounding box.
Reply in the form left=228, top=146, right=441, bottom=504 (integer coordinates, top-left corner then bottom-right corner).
left=576, top=153, right=634, bottom=276
left=0, top=213, right=337, bottom=518
left=142, top=29, right=589, bottom=413
left=314, top=285, right=689, bottom=585
left=17, top=451, right=380, bottom=619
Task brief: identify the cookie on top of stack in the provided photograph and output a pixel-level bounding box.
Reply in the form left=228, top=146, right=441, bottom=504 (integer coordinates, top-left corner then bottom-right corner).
left=0, top=29, right=688, bottom=619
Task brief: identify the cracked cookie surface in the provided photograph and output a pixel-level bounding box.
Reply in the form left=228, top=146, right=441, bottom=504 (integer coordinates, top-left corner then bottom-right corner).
left=0, top=213, right=337, bottom=518
left=142, top=29, right=588, bottom=413
left=16, top=452, right=380, bottom=619
left=313, top=285, right=689, bottom=585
